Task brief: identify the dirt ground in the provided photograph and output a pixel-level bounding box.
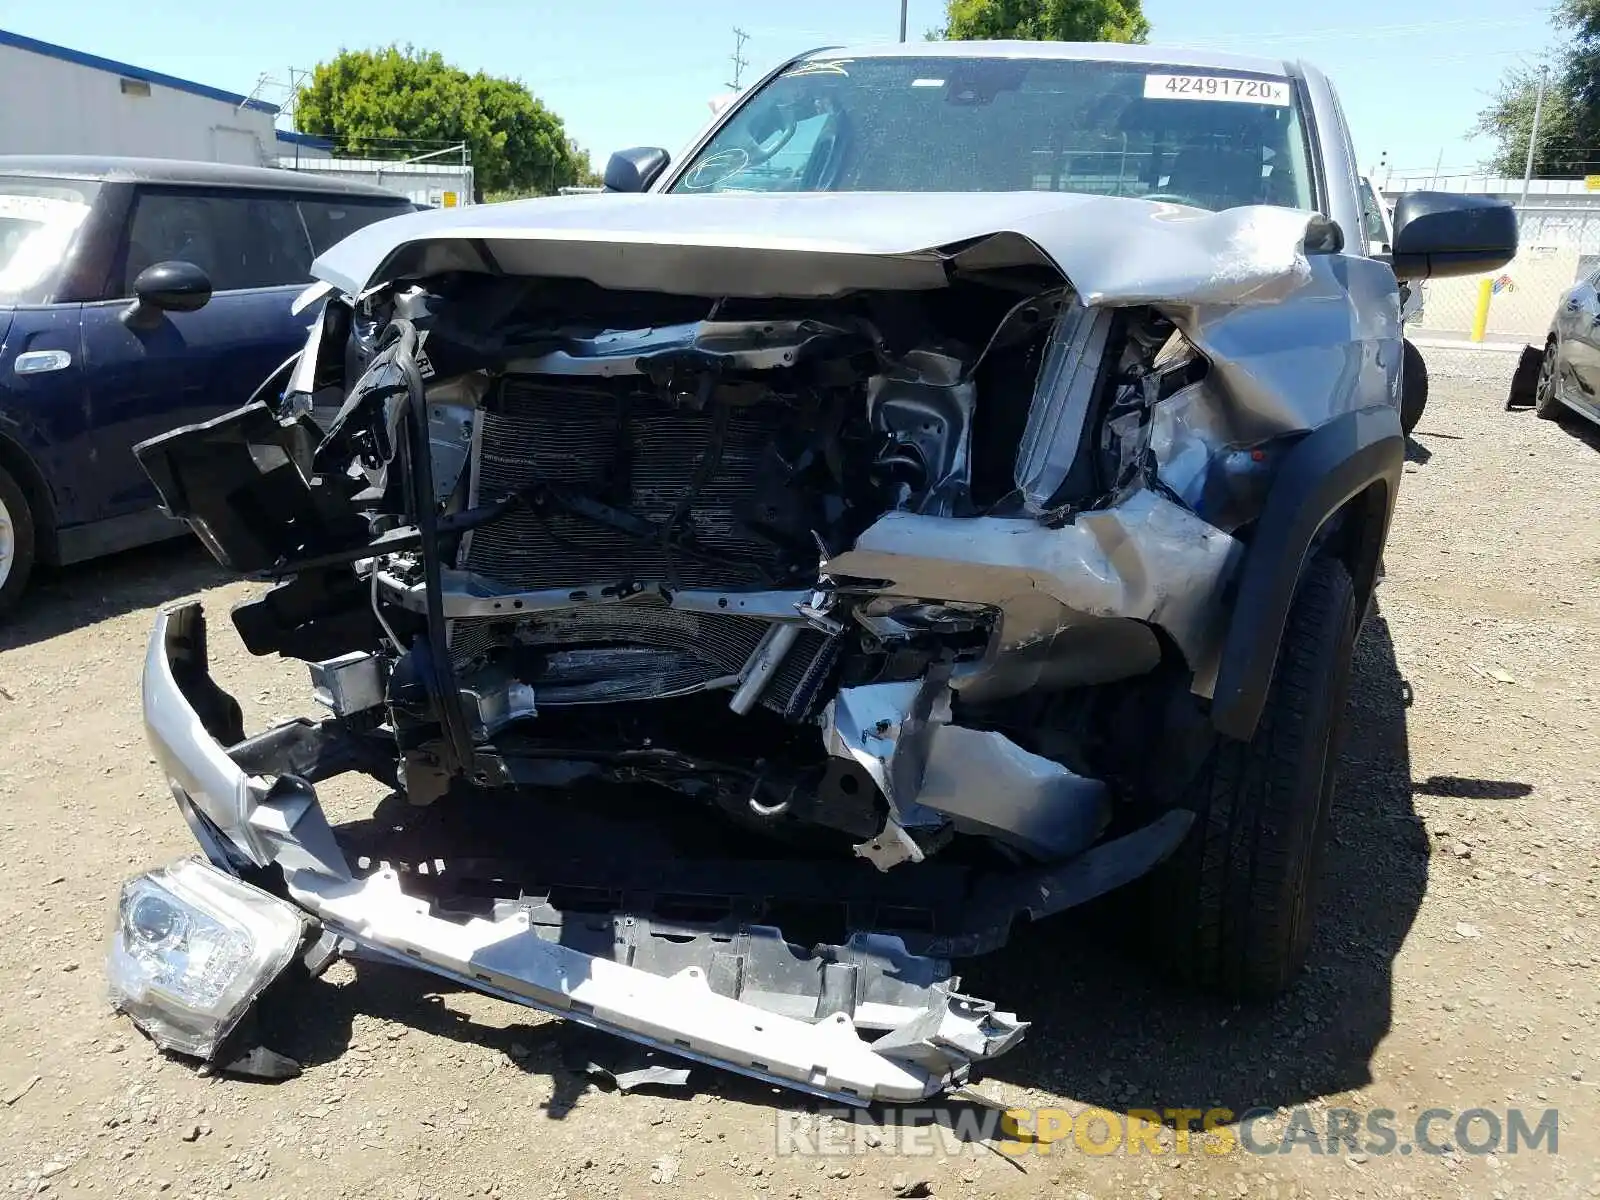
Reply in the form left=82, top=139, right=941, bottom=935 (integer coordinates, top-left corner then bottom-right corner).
left=1, top=346, right=1597, bottom=1200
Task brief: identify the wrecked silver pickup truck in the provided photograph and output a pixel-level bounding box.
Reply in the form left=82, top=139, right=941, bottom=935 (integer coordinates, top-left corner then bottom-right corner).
left=108, top=44, right=1516, bottom=1104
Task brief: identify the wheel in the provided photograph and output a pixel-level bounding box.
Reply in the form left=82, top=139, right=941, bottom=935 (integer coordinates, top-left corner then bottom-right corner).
left=1148, top=556, right=1358, bottom=999
left=0, top=464, right=37, bottom=617
left=1399, top=338, right=1429, bottom=435
left=1534, top=338, right=1563, bottom=420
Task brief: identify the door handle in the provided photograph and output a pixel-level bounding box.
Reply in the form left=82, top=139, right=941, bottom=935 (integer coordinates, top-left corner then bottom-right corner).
left=13, top=350, right=72, bottom=375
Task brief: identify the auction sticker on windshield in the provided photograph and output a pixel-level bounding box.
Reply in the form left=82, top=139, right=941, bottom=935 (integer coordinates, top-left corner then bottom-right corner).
left=1144, top=74, right=1291, bottom=106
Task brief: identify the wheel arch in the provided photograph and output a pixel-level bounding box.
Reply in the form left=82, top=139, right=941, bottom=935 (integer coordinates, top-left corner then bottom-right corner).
left=0, top=431, right=59, bottom=564
left=1209, top=406, right=1404, bottom=742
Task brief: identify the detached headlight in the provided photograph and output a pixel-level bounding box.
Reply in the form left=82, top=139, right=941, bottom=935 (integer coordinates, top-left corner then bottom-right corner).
left=107, top=859, right=307, bottom=1059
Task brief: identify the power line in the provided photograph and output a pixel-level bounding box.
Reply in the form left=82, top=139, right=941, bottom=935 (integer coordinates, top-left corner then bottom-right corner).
left=728, top=27, right=751, bottom=91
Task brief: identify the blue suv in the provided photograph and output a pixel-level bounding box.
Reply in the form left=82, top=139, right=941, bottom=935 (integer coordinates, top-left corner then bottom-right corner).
left=0, top=156, right=413, bottom=614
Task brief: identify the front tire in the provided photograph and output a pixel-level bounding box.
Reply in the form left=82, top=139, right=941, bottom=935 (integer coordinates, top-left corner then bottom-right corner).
left=1400, top=338, right=1429, bottom=435
left=0, top=464, right=37, bottom=618
left=1534, top=338, right=1563, bottom=420
left=1149, top=556, right=1358, bottom=999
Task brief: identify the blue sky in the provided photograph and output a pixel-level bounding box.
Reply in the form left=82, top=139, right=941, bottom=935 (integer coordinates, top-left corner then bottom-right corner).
left=2, top=0, right=1559, bottom=179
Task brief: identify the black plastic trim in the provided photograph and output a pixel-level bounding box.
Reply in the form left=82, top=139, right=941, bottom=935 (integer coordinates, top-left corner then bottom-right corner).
left=1210, top=405, right=1403, bottom=741
left=386, top=319, right=473, bottom=777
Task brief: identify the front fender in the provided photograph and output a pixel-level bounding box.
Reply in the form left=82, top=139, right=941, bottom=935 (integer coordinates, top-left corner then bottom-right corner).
left=1209, top=405, right=1404, bottom=741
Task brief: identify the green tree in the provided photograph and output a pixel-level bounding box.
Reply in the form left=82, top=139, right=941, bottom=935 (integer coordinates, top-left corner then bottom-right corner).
left=1472, top=66, right=1581, bottom=177
left=936, top=0, right=1149, bottom=43
left=1474, top=0, right=1600, bottom=177
left=295, top=46, right=583, bottom=198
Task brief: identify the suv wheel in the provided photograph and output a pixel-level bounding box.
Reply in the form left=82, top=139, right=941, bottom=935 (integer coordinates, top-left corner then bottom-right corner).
left=0, top=464, right=36, bottom=617
left=1149, top=556, right=1358, bottom=999
left=1400, top=338, right=1429, bottom=435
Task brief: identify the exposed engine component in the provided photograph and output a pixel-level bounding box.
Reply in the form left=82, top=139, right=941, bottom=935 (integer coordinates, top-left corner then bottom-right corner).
left=139, top=236, right=1281, bottom=873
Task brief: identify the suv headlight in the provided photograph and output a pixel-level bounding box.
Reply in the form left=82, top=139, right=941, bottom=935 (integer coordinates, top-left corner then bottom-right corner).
left=107, top=859, right=307, bottom=1059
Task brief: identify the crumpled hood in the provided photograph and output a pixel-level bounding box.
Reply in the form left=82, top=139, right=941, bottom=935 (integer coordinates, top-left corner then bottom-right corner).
left=311, top=191, right=1325, bottom=307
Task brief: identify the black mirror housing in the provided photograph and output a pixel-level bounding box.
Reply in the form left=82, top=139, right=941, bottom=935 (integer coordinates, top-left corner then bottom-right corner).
left=1390, top=192, right=1517, bottom=280
left=603, top=147, right=670, bottom=193
left=123, top=261, right=213, bottom=329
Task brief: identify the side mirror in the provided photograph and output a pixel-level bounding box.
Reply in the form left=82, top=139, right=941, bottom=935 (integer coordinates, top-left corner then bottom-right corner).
left=603, top=147, right=670, bottom=193
left=1390, top=192, right=1517, bottom=280
left=123, top=261, right=213, bottom=329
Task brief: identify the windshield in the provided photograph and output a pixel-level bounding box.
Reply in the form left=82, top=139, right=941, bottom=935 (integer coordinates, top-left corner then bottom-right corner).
left=671, top=56, right=1315, bottom=213
left=0, top=176, right=98, bottom=304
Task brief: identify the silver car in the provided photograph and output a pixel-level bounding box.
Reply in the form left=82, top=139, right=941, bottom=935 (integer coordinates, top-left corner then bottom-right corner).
left=111, top=42, right=1513, bottom=1103
left=1532, top=267, right=1600, bottom=427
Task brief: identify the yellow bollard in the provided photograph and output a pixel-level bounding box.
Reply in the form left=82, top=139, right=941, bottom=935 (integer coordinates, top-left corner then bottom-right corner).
left=1470, top=278, right=1494, bottom=342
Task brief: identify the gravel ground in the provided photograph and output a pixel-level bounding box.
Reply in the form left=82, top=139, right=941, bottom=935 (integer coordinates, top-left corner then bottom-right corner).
left=1, top=345, right=1597, bottom=1199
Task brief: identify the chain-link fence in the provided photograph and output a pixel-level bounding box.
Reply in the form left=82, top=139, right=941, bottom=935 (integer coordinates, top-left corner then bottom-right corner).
left=1395, top=196, right=1600, bottom=342
left=1374, top=175, right=1600, bottom=341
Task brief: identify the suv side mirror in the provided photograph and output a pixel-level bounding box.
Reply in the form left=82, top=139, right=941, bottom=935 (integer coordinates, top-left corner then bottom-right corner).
left=604, top=147, right=670, bottom=193
left=1390, top=192, right=1517, bottom=280
left=123, top=261, right=213, bottom=329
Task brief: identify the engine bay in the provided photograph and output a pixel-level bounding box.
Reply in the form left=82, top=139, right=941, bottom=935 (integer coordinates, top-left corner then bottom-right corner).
left=137, top=264, right=1250, bottom=871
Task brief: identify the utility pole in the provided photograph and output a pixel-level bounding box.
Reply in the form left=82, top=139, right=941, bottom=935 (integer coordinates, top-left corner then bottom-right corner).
left=1520, top=62, right=1549, bottom=215
left=899, top=0, right=908, bottom=41
left=727, top=27, right=751, bottom=91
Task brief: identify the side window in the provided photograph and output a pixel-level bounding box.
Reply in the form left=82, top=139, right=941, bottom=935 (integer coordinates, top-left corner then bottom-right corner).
left=120, top=190, right=313, bottom=295
left=298, top=198, right=414, bottom=255
left=1358, top=179, right=1389, bottom=247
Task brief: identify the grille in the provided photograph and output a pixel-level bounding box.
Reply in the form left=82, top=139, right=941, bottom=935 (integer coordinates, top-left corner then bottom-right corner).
left=462, top=379, right=790, bottom=592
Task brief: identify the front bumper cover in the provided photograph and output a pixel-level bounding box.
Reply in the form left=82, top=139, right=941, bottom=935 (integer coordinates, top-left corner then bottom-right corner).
left=133, top=602, right=1189, bottom=1103
left=139, top=603, right=1037, bottom=1103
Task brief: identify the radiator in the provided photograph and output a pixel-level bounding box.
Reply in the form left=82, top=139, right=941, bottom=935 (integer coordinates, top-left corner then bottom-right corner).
left=461, top=377, right=789, bottom=592
left=448, top=378, right=839, bottom=714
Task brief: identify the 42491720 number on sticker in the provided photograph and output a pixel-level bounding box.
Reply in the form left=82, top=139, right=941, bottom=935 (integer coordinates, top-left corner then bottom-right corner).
left=1143, top=74, right=1291, bottom=106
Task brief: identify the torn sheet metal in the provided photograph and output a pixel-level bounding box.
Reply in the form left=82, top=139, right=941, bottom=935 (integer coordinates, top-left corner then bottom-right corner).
left=825, top=680, right=1111, bottom=865
left=1148, top=380, right=1271, bottom=533
left=1167, top=252, right=1402, bottom=441
left=310, top=190, right=1324, bottom=306
left=917, top=725, right=1107, bottom=860
left=823, top=489, right=1241, bottom=699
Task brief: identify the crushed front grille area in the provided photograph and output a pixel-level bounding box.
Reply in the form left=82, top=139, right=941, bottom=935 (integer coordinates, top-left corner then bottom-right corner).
left=449, top=606, right=767, bottom=691
left=447, top=376, right=844, bottom=713
left=462, top=377, right=797, bottom=593
left=448, top=607, right=840, bottom=716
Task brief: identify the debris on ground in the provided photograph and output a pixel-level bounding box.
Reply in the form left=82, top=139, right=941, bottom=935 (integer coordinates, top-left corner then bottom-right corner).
left=565, top=1033, right=693, bottom=1094
left=2, top=1075, right=41, bottom=1106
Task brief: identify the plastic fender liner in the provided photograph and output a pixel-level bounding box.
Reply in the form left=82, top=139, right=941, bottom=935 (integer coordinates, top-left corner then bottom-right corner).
left=1209, top=406, right=1403, bottom=741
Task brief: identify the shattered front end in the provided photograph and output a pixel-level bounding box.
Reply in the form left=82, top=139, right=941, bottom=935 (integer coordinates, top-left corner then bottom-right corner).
left=116, top=193, right=1400, bottom=1099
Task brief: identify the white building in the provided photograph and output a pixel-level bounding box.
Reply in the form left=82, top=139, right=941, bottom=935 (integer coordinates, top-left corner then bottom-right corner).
left=0, top=27, right=281, bottom=165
